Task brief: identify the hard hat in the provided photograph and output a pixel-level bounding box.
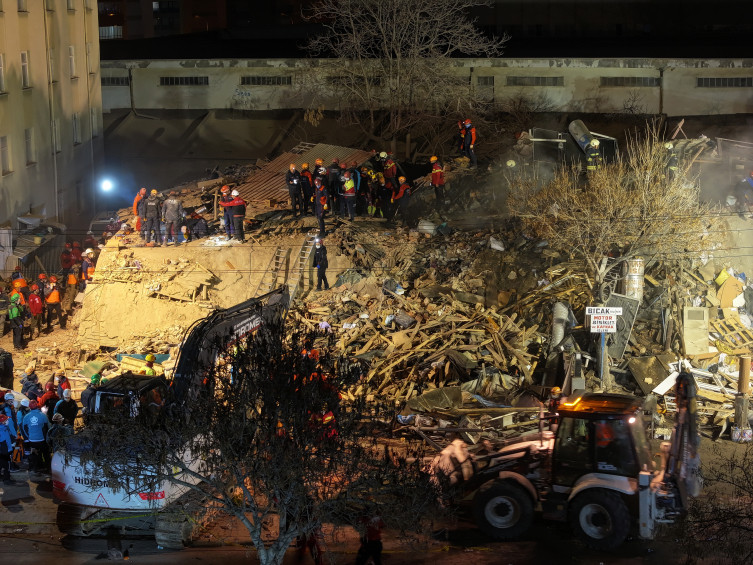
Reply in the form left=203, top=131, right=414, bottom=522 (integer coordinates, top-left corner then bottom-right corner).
left=664, top=142, right=673, bottom=150
left=20, top=398, right=29, bottom=408
left=590, top=139, right=600, bottom=147
left=50, top=275, right=58, bottom=283
left=231, top=189, right=240, bottom=197
left=302, top=162, right=309, bottom=170
left=73, top=241, right=80, bottom=247
left=87, top=230, right=94, bottom=235
left=84, top=248, right=93, bottom=255
left=464, top=119, right=472, bottom=125
left=506, top=159, right=516, bottom=168
left=38, top=273, right=47, bottom=279
left=45, top=383, right=54, bottom=391
left=151, top=189, right=158, bottom=195
left=221, top=185, right=230, bottom=193
left=315, top=237, right=321, bottom=243
left=379, top=151, right=387, bottom=159
left=315, top=158, right=323, bottom=165
left=145, top=353, right=156, bottom=362
left=63, top=389, right=72, bottom=399
left=4, top=392, right=14, bottom=401
left=551, top=386, right=562, bottom=395
left=430, top=156, right=438, bottom=163
left=14, top=266, right=21, bottom=271
left=289, top=163, right=296, bottom=170
left=30, top=283, right=38, bottom=291
left=65, top=242, right=71, bottom=249
left=398, top=176, right=406, bottom=183
left=340, top=162, right=347, bottom=169
left=100, top=378, right=109, bottom=385
left=91, top=373, right=102, bottom=384
left=351, top=161, right=358, bottom=167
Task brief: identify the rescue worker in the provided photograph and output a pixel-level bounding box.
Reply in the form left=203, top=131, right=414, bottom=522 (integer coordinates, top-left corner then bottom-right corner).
left=62, top=264, right=80, bottom=313
left=141, top=353, right=157, bottom=376
left=54, top=389, right=79, bottom=426
left=342, top=171, right=357, bottom=221
left=220, top=185, right=235, bottom=240
left=586, top=138, right=602, bottom=172
left=60, top=243, right=74, bottom=285
left=313, top=179, right=329, bottom=238
left=0, top=414, right=13, bottom=484
left=348, top=161, right=362, bottom=214
left=45, top=276, right=64, bottom=330
left=39, top=382, right=60, bottom=416
left=71, top=241, right=83, bottom=264
left=162, top=191, right=184, bottom=245
left=47, top=412, right=73, bottom=452
left=665, top=142, right=679, bottom=181
left=313, top=158, right=327, bottom=188
left=22, top=400, right=49, bottom=473
left=36, top=273, right=50, bottom=297
left=286, top=163, right=303, bottom=218
left=356, top=508, right=385, bottom=565
left=548, top=386, right=564, bottom=412
left=461, top=119, right=477, bottom=168
left=8, top=293, right=24, bottom=350
left=11, top=266, right=30, bottom=300
left=56, top=372, right=71, bottom=399
left=81, top=250, right=95, bottom=290
left=383, top=154, right=398, bottom=190
left=391, top=176, right=411, bottom=224
left=84, top=230, right=99, bottom=250
left=139, top=188, right=163, bottom=244
left=457, top=121, right=465, bottom=153
left=132, top=187, right=147, bottom=235
left=219, top=190, right=247, bottom=242
left=0, top=287, right=8, bottom=336
left=80, top=373, right=100, bottom=416
left=429, top=156, right=445, bottom=209
left=328, top=158, right=342, bottom=216
left=299, top=163, right=314, bottom=216
left=313, top=238, right=329, bottom=291
left=27, top=284, right=45, bottom=339
left=2, top=392, right=18, bottom=439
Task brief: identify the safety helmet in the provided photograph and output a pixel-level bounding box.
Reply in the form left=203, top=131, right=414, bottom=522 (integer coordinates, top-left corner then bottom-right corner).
left=73, top=241, right=80, bottom=247
left=0, top=415, right=7, bottom=424
left=38, top=273, right=47, bottom=280
left=20, top=398, right=29, bottom=408
left=45, top=383, right=54, bottom=391
left=360, top=166, right=368, bottom=172
left=302, top=163, right=309, bottom=170
left=145, top=353, right=156, bottom=363
left=551, top=386, right=562, bottom=395
left=221, top=185, right=230, bottom=193
left=506, top=159, right=516, bottom=168
left=30, top=284, right=39, bottom=291
left=590, top=139, right=600, bottom=147
left=664, top=142, right=673, bottom=150
left=4, top=392, right=14, bottom=401
left=65, top=242, right=72, bottom=249
left=63, top=389, right=71, bottom=399
left=100, top=378, right=109, bottom=385
left=151, top=189, right=158, bottom=195
left=231, top=189, right=240, bottom=197
left=14, top=266, right=21, bottom=271
left=464, top=119, right=472, bottom=125
left=50, top=275, right=58, bottom=283
left=379, top=151, right=387, bottom=159
left=84, top=248, right=94, bottom=255
left=91, top=373, right=101, bottom=384
left=398, top=176, right=406, bottom=183
left=289, top=163, right=296, bottom=170
left=430, top=156, right=438, bottom=163
left=315, top=158, right=323, bottom=165
left=29, top=400, right=39, bottom=410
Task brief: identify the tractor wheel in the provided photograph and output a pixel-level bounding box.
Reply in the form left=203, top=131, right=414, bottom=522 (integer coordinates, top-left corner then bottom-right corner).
left=473, top=481, right=534, bottom=540
left=569, top=489, right=630, bottom=550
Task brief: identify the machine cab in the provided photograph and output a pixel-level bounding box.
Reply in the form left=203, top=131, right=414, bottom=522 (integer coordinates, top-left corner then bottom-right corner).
left=552, top=393, right=653, bottom=487
left=93, top=373, right=168, bottom=421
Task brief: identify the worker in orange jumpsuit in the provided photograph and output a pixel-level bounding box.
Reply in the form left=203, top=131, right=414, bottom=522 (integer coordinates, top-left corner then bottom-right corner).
left=132, top=187, right=147, bottom=234
left=45, top=276, right=64, bottom=330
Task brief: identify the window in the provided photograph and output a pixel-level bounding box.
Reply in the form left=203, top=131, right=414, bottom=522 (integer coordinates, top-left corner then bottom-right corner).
left=240, top=76, right=292, bottom=86
left=553, top=417, right=592, bottom=486
left=72, top=112, right=81, bottom=144
left=20, top=51, right=30, bottom=88
left=506, top=75, right=564, bottom=87
left=24, top=128, right=35, bottom=164
left=594, top=419, right=638, bottom=476
left=600, top=76, right=660, bottom=88
left=0, top=136, right=10, bottom=174
left=477, top=76, right=494, bottom=87
left=68, top=46, right=77, bottom=78
left=52, top=118, right=61, bottom=152
left=697, top=77, right=753, bottom=88
left=159, top=76, right=208, bottom=86
left=101, top=76, right=129, bottom=86
left=0, top=54, right=5, bottom=93
left=100, top=26, right=123, bottom=39
left=17, top=0, right=26, bottom=11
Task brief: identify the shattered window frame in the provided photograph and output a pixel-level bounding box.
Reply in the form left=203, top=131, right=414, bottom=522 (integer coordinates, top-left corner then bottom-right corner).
left=240, top=76, right=292, bottom=86
left=506, top=76, right=564, bottom=87
left=599, top=76, right=660, bottom=88
left=159, top=76, right=209, bottom=86
left=696, top=77, right=753, bottom=88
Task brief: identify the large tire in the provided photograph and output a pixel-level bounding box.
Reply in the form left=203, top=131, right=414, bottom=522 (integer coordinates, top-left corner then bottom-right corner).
left=473, top=481, right=534, bottom=540
left=569, top=489, right=630, bottom=550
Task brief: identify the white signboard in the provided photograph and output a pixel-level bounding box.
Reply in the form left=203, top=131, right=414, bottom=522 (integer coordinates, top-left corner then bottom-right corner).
left=590, top=314, right=617, bottom=333
left=585, top=307, right=623, bottom=316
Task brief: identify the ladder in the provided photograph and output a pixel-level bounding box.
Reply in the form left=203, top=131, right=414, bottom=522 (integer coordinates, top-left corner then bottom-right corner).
left=287, top=231, right=318, bottom=302
left=254, top=246, right=288, bottom=296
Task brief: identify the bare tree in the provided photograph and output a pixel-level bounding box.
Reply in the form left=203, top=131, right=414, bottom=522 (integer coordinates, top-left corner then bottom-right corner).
left=303, top=0, right=507, bottom=143
left=78, top=323, right=441, bottom=565
left=507, top=126, right=722, bottom=299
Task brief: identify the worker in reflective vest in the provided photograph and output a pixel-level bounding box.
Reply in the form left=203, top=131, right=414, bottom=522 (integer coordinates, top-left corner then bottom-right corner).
left=11, top=267, right=29, bottom=300
left=586, top=139, right=602, bottom=172
left=45, top=277, right=64, bottom=330
left=342, top=171, right=356, bottom=221
left=62, top=267, right=79, bottom=313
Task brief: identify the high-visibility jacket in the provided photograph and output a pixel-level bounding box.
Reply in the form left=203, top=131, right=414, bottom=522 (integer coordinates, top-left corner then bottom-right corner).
left=343, top=178, right=355, bottom=196
left=463, top=126, right=477, bottom=148
left=431, top=162, right=445, bottom=186
left=45, top=288, right=61, bottom=304
left=67, top=272, right=78, bottom=286
left=28, top=293, right=44, bottom=316
left=383, top=160, right=397, bottom=179
left=586, top=147, right=602, bottom=171
left=87, top=264, right=95, bottom=279
left=392, top=182, right=410, bottom=201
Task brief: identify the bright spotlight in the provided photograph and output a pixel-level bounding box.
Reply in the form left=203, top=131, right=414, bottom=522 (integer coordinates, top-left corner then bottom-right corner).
left=101, top=179, right=114, bottom=192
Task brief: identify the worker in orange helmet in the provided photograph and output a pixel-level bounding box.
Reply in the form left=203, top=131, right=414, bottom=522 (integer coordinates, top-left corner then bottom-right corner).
left=461, top=119, right=477, bottom=168
left=132, top=187, right=147, bottom=234
left=45, top=275, right=64, bottom=330
left=429, top=155, right=445, bottom=210
left=299, top=163, right=314, bottom=216
left=220, top=185, right=235, bottom=240
left=285, top=163, right=303, bottom=218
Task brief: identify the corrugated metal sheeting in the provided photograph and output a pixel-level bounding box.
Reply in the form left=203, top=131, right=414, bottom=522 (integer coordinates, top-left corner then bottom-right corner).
left=235, top=143, right=374, bottom=203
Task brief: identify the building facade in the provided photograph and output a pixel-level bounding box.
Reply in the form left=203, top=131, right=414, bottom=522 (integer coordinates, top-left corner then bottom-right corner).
left=0, top=0, right=104, bottom=230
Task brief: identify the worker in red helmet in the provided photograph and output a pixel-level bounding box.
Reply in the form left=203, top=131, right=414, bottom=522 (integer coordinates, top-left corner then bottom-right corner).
left=429, top=155, right=446, bottom=210
left=313, top=178, right=329, bottom=238
left=219, top=190, right=247, bottom=242
left=299, top=163, right=314, bottom=216
left=219, top=185, right=235, bottom=240
left=27, top=284, right=45, bottom=340
left=391, top=176, right=411, bottom=225
left=461, top=119, right=477, bottom=168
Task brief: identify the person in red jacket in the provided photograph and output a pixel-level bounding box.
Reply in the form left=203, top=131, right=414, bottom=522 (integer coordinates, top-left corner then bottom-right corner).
left=462, top=119, right=477, bottom=168
left=60, top=244, right=74, bottom=286
left=383, top=155, right=398, bottom=189
left=391, top=176, right=411, bottom=224
left=71, top=242, right=83, bottom=264
left=26, top=285, right=45, bottom=340
left=219, top=190, right=247, bottom=242
left=132, top=187, right=147, bottom=234
left=429, top=155, right=445, bottom=209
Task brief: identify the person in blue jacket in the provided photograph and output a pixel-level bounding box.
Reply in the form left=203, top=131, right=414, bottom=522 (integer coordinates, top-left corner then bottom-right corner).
left=0, top=414, right=13, bottom=483
left=22, top=400, right=49, bottom=473
left=1, top=392, right=17, bottom=439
